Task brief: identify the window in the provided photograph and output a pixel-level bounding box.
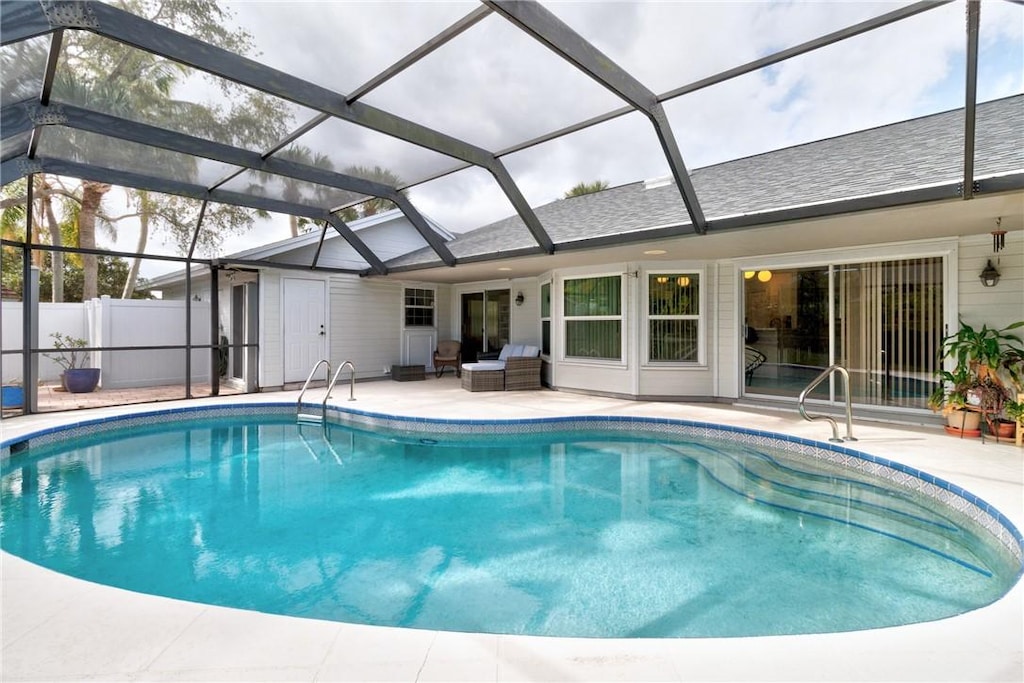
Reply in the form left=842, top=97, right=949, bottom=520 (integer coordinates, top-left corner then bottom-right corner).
left=540, top=281, right=551, bottom=356
left=404, top=287, right=434, bottom=327
left=648, top=273, right=700, bottom=362
left=564, top=275, right=621, bottom=360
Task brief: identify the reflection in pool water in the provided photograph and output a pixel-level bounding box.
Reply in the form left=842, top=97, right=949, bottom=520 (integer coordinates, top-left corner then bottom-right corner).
left=2, top=411, right=1020, bottom=638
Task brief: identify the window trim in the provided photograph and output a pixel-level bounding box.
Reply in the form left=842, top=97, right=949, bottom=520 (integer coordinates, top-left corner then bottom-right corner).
left=402, top=286, right=436, bottom=329
left=540, top=279, right=552, bottom=358
left=642, top=269, right=705, bottom=366
left=561, top=272, right=625, bottom=364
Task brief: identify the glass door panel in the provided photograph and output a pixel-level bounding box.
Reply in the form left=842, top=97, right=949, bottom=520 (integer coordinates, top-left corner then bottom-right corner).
left=744, top=267, right=830, bottom=398
left=461, top=289, right=510, bottom=362
left=461, top=292, right=484, bottom=362
left=835, top=257, right=942, bottom=409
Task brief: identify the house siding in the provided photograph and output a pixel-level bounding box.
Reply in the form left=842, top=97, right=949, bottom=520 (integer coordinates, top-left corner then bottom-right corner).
left=957, top=232, right=1024, bottom=332
left=260, top=271, right=283, bottom=388
left=716, top=261, right=740, bottom=399
left=329, top=275, right=401, bottom=377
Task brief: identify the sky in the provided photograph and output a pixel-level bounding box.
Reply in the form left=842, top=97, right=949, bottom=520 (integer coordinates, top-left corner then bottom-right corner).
left=78, top=0, right=1024, bottom=276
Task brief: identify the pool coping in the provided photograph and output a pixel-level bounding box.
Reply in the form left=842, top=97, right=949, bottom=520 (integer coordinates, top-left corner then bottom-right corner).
left=2, top=386, right=1023, bottom=682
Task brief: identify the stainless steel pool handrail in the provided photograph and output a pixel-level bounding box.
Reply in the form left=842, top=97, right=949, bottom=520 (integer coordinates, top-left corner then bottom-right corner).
left=297, top=359, right=331, bottom=423
left=326, top=360, right=356, bottom=406
left=798, top=364, right=857, bottom=443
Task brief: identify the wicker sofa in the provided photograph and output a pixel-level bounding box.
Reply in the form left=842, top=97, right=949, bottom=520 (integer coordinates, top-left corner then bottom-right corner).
left=461, top=344, right=542, bottom=392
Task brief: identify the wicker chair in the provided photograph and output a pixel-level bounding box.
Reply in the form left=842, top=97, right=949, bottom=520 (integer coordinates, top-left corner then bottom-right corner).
left=433, top=339, right=462, bottom=378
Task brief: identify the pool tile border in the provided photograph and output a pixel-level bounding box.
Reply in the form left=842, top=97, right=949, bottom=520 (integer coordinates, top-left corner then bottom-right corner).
left=3, top=401, right=1022, bottom=567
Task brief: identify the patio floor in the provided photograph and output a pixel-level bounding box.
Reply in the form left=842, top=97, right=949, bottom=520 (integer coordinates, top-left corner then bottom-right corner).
left=1, top=381, right=246, bottom=417
left=2, top=376, right=1022, bottom=682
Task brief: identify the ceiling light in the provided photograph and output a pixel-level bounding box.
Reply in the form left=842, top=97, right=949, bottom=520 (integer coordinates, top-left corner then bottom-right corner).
left=757, top=270, right=773, bottom=283
left=498, top=267, right=512, bottom=271
left=643, top=249, right=667, bottom=255
left=744, top=271, right=755, bottom=280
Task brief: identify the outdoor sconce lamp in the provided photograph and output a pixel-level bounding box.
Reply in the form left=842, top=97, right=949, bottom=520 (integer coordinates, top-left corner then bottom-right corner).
left=979, top=260, right=1001, bottom=287
left=515, top=291, right=525, bottom=306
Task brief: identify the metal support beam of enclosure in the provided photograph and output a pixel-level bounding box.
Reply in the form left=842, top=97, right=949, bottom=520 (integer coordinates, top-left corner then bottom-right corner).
left=20, top=0, right=555, bottom=256
left=962, top=0, right=980, bottom=200
left=0, top=101, right=418, bottom=270
left=485, top=0, right=708, bottom=235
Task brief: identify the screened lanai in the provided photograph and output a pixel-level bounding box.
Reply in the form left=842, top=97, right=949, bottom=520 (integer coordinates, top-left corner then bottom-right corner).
left=2, top=0, right=1023, bottom=415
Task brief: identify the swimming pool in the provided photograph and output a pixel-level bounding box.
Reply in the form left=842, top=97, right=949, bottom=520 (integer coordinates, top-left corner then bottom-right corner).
left=2, top=404, right=1021, bottom=638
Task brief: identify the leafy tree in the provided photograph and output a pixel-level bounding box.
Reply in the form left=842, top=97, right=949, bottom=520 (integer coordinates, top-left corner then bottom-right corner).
left=39, top=253, right=153, bottom=302
left=21, top=0, right=290, bottom=299
left=564, top=180, right=610, bottom=198
left=0, top=176, right=88, bottom=302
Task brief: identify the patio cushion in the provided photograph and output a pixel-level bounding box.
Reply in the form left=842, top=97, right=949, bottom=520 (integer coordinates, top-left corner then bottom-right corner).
left=498, top=344, right=514, bottom=361
left=463, top=361, right=506, bottom=371
left=522, top=345, right=539, bottom=357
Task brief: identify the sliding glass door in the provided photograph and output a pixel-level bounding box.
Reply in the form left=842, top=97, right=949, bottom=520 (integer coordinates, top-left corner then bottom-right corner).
left=835, top=258, right=943, bottom=408
left=743, top=257, right=943, bottom=409
left=460, top=289, right=510, bottom=362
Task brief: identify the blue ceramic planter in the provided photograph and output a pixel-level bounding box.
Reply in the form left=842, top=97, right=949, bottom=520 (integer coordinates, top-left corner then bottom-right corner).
left=1, top=385, right=23, bottom=407
left=63, top=368, right=101, bottom=393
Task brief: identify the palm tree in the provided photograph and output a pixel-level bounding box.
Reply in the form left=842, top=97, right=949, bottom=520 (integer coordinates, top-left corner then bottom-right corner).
left=339, top=165, right=403, bottom=220
left=42, top=1, right=280, bottom=299
left=274, top=146, right=345, bottom=238
left=564, top=180, right=610, bottom=198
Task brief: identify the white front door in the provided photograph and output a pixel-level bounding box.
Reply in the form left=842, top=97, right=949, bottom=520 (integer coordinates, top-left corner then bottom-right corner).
left=283, top=278, right=326, bottom=382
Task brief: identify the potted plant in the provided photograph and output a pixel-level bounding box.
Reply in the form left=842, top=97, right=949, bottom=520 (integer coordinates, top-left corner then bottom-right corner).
left=1005, top=398, right=1024, bottom=440
left=929, top=365, right=982, bottom=434
left=930, top=320, right=1022, bottom=436
left=46, top=332, right=100, bottom=394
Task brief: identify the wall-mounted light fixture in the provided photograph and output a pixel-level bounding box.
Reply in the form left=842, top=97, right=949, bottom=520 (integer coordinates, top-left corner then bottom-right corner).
left=515, top=291, right=525, bottom=306
left=979, top=259, right=1001, bottom=287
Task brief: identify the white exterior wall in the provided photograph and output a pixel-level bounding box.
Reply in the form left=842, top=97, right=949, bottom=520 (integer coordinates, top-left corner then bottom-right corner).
left=715, top=261, right=740, bottom=399
left=956, top=231, right=1024, bottom=332
left=329, top=275, right=402, bottom=377
left=260, top=271, right=283, bottom=388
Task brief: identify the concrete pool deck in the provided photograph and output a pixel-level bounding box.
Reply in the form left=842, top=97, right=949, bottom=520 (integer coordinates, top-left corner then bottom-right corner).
left=2, top=376, right=1022, bottom=682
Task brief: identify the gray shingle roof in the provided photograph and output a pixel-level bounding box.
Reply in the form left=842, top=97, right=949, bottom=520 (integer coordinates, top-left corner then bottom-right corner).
left=387, top=95, right=1023, bottom=269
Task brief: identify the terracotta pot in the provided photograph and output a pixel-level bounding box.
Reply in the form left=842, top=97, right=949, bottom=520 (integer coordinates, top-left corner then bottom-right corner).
left=993, top=420, right=1016, bottom=439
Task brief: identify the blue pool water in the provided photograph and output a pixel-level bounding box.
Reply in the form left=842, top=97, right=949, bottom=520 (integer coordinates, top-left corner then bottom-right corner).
left=1, top=410, right=1020, bottom=638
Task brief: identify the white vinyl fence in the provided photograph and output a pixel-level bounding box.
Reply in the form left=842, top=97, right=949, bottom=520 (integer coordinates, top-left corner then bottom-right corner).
left=2, top=296, right=212, bottom=389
